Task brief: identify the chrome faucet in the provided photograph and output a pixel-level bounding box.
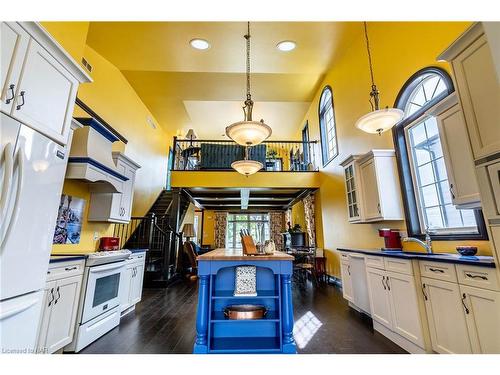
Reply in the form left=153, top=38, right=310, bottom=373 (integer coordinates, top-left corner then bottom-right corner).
left=402, top=227, right=433, bottom=254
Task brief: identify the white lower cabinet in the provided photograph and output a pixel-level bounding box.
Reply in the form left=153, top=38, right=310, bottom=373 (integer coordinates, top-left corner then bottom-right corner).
left=339, top=257, right=354, bottom=303
left=119, top=253, right=146, bottom=314
left=386, top=272, right=425, bottom=349
left=366, top=265, right=426, bottom=351
left=460, top=284, right=500, bottom=353
left=421, top=276, right=473, bottom=354
left=366, top=267, right=392, bottom=327
left=37, top=260, right=84, bottom=353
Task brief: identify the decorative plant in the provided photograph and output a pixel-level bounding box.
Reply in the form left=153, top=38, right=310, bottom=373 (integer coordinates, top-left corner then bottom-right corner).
left=267, top=149, right=278, bottom=159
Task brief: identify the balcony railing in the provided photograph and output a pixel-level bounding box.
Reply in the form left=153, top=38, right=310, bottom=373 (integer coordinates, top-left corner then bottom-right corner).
left=171, top=138, right=319, bottom=172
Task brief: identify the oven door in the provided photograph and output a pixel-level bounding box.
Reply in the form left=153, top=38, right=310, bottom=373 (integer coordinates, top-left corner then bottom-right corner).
left=81, top=261, right=125, bottom=324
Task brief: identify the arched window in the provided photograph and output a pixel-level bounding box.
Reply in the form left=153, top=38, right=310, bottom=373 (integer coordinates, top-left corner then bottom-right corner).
left=393, top=67, right=487, bottom=240
left=318, top=86, right=338, bottom=166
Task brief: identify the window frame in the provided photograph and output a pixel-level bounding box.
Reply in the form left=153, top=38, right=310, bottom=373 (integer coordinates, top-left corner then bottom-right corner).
left=318, top=86, right=339, bottom=167
left=392, top=67, right=488, bottom=241
left=226, top=212, right=270, bottom=249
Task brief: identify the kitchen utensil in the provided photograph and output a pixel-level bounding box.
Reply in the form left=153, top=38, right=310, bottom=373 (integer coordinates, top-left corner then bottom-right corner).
left=223, top=305, right=267, bottom=320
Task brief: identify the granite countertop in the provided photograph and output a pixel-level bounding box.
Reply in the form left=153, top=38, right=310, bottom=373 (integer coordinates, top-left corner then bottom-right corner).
left=337, top=248, right=496, bottom=268
left=49, top=255, right=87, bottom=263
left=197, top=248, right=294, bottom=261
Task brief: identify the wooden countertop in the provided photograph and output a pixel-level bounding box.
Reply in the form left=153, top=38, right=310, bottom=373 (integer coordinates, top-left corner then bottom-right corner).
left=197, top=248, right=294, bottom=261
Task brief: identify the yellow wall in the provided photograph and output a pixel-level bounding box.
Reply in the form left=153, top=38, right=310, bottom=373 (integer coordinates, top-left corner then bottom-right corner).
left=291, top=201, right=307, bottom=232
left=42, top=22, right=172, bottom=254
left=296, top=22, right=491, bottom=278
left=202, top=210, right=215, bottom=247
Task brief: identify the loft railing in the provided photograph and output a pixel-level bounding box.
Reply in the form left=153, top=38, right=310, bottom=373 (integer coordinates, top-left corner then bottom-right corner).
left=171, top=137, right=319, bottom=172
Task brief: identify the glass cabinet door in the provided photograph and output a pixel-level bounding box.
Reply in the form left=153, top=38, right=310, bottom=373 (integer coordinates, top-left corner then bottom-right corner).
left=344, top=165, right=360, bottom=220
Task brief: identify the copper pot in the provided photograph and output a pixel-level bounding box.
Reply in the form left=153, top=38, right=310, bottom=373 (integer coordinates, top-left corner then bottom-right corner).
left=223, top=304, right=267, bottom=320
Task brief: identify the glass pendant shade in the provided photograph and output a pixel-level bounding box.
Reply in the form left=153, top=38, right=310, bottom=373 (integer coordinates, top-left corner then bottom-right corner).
left=225, top=120, right=272, bottom=146
left=355, top=107, right=404, bottom=135
left=231, top=159, right=263, bottom=176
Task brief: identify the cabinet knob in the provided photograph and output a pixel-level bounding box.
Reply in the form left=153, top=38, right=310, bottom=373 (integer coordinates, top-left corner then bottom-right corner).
left=5, top=84, right=15, bottom=104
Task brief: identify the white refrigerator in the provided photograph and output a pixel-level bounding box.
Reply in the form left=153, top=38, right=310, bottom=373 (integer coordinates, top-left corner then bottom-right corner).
left=0, top=113, right=69, bottom=353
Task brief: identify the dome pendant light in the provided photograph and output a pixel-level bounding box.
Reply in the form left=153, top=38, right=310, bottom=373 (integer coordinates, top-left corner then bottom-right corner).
left=355, top=22, right=403, bottom=135
left=231, top=146, right=263, bottom=176
left=226, top=22, right=272, bottom=147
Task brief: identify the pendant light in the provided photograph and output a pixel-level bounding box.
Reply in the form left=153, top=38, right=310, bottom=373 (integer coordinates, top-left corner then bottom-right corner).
left=226, top=22, right=272, bottom=146
left=231, top=146, right=263, bottom=176
left=355, top=22, right=403, bottom=135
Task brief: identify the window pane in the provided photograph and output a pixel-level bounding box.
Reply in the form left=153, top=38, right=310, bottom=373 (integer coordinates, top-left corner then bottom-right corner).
left=421, top=184, right=439, bottom=207
left=425, top=117, right=439, bottom=138
left=425, top=206, right=444, bottom=228
left=444, top=204, right=464, bottom=228
left=418, top=162, right=434, bottom=186
left=409, top=122, right=427, bottom=146
left=433, top=158, right=447, bottom=182
left=461, top=210, right=477, bottom=228
left=427, top=137, right=443, bottom=159
left=439, top=181, right=452, bottom=204
left=414, top=148, right=432, bottom=166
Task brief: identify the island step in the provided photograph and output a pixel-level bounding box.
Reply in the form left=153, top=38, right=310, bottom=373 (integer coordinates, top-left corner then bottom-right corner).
left=209, top=337, right=281, bottom=353
left=211, top=290, right=279, bottom=299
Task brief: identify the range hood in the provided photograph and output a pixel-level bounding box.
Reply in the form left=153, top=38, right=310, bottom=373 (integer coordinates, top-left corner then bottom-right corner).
left=66, top=117, right=128, bottom=193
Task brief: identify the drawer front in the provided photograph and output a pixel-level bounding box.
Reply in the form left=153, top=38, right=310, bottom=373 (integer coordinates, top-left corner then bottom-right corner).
left=365, top=255, right=385, bottom=270
left=456, top=264, right=500, bottom=291
left=47, top=260, right=84, bottom=282
left=384, top=257, right=413, bottom=275
left=419, top=260, right=457, bottom=282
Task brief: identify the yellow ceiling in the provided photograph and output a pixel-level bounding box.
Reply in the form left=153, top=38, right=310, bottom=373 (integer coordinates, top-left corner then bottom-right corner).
left=85, top=22, right=362, bottom=139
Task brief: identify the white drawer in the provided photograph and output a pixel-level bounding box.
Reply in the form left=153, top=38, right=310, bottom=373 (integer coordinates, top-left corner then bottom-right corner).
left=127, top=252, right=146, bottom=264
left=47, top=259, right=85, bottom=282
left=456, top=264, right=500, bottom=291
left=365, top=255, right=385, bottom=270
left=419, top=260, right=457, bottom=282
left=384, top=257, right=413, bottom=275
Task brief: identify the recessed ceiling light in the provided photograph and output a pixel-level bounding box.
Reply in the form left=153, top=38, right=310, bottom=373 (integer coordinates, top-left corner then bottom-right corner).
left=277, top=40, right=296, bottom=52
left=190, top=38, right=210, bottom=50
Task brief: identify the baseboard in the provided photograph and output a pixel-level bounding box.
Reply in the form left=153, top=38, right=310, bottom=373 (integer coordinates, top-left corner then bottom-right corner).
left=373, top=321, right=427, bottom=354
left=120, top=304, right=136, bottom=317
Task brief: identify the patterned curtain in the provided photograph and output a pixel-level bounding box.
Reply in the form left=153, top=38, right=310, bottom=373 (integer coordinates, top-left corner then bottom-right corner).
left=284, top=209, right=292, bottom=231
left=269, top=211, right=285, bottom=250
left=303, top=194, right=316, bottom=247
left=214, top=212, right=227, bottom=248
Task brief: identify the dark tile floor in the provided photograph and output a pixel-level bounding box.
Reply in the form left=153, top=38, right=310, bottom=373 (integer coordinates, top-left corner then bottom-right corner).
left=80, top=279, right=406, bottom=354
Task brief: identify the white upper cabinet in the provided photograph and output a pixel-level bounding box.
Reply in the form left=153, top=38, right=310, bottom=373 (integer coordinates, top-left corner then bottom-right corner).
left=428, top=94, right=481, bottom=209
left=340, top=150, right=404, bottom=223
left=1, top=23, right=29, bottom=114
left=88, top=152, right=141, bottom=223
left=0, top=22, right=91, bottom=145
left=438, top=23, right=500, bottom=160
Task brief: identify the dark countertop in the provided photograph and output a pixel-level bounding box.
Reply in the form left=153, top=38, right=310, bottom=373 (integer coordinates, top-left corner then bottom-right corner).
left=49, top=255, right=87, bottom=263
left=337, top=248, right=496, bottom=268
left=128, top=248, right=148, bottom=254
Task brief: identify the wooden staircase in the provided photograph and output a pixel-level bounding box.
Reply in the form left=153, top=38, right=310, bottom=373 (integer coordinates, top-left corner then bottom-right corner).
left=114, top=188, right=190, bottom=288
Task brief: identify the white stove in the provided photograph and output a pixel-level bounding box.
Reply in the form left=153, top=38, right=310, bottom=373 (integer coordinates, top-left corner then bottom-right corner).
left=85, top=250, right=132, bottom=266
left=64, top=249, right=132, bottom=352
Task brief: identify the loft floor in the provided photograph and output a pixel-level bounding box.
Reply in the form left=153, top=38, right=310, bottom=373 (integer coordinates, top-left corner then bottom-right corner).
left=79, top=280, right=406, bottom=354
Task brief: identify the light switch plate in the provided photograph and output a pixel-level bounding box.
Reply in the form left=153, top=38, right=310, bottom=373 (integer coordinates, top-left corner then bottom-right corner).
left=93, top=232, right=99, bottom=241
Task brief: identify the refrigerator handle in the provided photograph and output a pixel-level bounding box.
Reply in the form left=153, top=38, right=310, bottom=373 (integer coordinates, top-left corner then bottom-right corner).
left=0, top=147, right=24, bottom=248
left=0, top=296, right=39, bottom=321
left=0, top=143, right=14, bottom=221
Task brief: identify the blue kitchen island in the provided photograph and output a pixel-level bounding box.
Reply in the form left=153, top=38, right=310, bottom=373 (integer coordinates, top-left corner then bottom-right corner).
left=193, top=248, right=297, bottom=354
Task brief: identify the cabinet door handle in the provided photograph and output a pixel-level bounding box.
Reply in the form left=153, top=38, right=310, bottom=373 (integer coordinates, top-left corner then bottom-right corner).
left=54, top=286, right=61, bottom=304
left=461, top=293, right=470, bottom=314
left=347, top=265, right=351, bottom=276
left=48, top=288, right=55, bottom=307
left=5, top=84, right=15, bottom=104
left=422, top=283, right=428, bottom=301
left=377, top=203, right=381, bottom=214
left=429, top=268, right=445, bottom=273
left=15, top=91, right=25, bottom=110
left=449, top=184, right=456, bottom=200
left=65, top=266, right=77, bottom=271
left=385, top=276, right=390, bottom=291
left=465, top=273, right=488, bottom=280
left=382, top=276, right=386, bottom=290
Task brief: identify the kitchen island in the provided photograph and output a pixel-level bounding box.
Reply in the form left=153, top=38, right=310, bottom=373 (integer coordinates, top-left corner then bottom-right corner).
left=193, top=248, right=296, bottom=354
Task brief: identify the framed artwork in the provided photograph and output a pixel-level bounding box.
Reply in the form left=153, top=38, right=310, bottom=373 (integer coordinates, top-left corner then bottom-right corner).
left=53, top=195, right=85, bottom=244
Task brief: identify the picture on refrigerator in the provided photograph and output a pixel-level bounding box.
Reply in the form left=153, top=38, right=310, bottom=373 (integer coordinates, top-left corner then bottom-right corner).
left=53, top=195, right=85, bottom=244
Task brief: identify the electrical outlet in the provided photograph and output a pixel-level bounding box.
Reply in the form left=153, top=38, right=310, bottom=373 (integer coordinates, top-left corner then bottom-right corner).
left=93, top=232, right=99, bottom=241
left=399, top=230, right=408, bottom=239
